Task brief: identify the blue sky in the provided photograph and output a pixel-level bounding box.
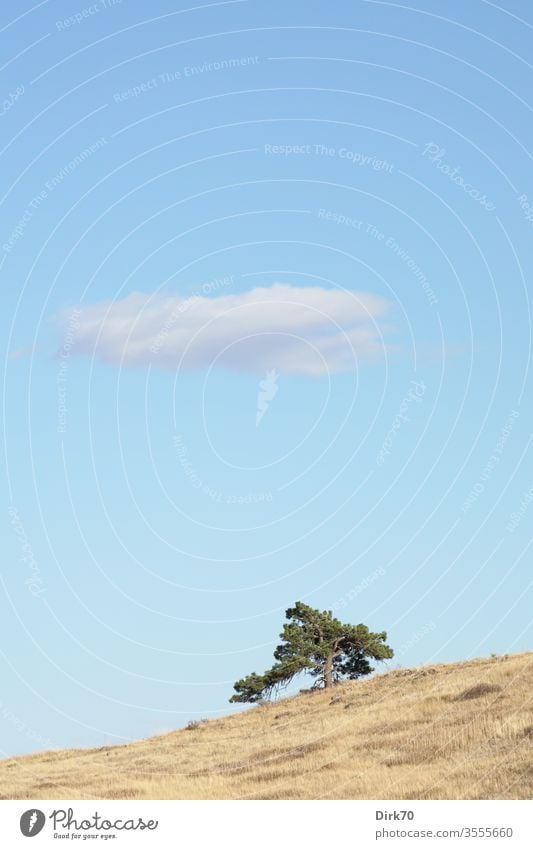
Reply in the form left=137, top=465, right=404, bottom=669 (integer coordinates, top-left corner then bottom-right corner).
left=1, top=0, right=532, bottom=756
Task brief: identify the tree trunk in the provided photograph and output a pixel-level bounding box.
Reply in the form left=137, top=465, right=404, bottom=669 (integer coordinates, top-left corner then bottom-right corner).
left=324, top=653, right=334, bottom=689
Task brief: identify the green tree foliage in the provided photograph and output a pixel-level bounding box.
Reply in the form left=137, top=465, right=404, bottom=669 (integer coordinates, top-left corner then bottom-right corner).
left=230, top=601, right=393, bottom=703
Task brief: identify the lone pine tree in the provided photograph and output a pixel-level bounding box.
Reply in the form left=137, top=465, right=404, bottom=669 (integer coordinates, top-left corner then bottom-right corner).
left=230, top=601, right=393, bottom=703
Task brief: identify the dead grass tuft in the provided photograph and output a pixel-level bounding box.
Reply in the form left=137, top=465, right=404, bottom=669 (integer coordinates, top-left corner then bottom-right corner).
left=454, top=683, right=503, bottom=701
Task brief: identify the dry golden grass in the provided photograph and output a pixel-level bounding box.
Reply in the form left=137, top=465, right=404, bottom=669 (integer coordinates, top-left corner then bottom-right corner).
left=1, top=652, right=531, bottom=800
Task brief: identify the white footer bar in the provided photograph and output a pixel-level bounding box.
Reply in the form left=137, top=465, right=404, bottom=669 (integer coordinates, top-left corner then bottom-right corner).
left=0, top=800, right=531, bottom=848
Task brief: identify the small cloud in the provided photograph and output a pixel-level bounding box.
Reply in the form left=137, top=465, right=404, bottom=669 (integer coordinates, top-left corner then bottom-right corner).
left=58, top=284, right=393, bottom=377
left=8, top=345, right=37, bottom=361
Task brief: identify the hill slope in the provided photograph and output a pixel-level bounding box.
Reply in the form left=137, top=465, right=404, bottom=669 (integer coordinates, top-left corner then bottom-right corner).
left=1, top=652, right=532, bottom=800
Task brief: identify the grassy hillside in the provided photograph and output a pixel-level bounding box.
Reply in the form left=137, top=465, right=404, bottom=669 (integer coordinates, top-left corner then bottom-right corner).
left=1, top=652, right=531, bottom=800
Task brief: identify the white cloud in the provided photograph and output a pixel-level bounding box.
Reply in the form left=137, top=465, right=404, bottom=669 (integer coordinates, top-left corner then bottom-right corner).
left=61, top=284, right=393, bottom=376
